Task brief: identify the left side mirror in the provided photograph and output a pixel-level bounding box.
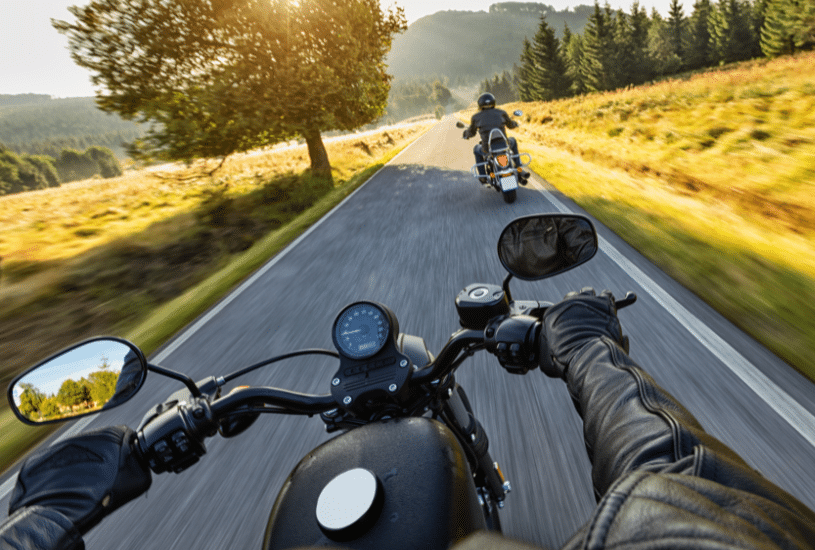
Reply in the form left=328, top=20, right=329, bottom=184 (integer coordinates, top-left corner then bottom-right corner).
left=8, top=337, right=147, bottom=425
left=497, top=214, right=598, bottom=280
left=513, top=110, right=523, bottom=117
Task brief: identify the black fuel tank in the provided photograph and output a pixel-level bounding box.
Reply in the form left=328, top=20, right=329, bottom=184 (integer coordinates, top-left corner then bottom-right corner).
left=263, top=416, right=486, bottom=550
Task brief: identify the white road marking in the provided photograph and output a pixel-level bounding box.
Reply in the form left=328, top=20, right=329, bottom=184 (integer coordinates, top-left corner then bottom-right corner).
left=537, top=185, right=815, bottom=448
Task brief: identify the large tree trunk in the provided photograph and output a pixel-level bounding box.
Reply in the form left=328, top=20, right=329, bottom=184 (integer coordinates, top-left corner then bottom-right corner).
left=304, top=129, right=332, bottom=180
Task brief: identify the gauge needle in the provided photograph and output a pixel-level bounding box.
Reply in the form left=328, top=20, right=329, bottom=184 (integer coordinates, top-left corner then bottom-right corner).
left=342, top=329, right=362, bottom=335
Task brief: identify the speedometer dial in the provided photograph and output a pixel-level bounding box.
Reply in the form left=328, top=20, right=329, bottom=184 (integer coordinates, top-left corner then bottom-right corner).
left=333, top=302, right=391, bottom=360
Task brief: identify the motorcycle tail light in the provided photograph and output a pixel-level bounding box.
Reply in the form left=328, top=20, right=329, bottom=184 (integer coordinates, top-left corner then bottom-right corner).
left=496, top=154, right=509, bottom=168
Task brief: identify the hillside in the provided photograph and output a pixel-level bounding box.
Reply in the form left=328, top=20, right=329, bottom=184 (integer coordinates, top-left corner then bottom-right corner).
left=497, top=52, right=815, bottom=379
left=387, top=2, right=592, bottom=85
left=0, top=96, right=145, bottom=159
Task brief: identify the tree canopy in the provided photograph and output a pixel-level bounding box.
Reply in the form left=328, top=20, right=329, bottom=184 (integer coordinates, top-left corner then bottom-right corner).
left=53, top=0, right=407, bottom=177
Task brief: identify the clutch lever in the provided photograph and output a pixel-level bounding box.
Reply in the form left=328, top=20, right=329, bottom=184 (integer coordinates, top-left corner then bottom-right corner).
left=615, top=292, right=637, bottom=309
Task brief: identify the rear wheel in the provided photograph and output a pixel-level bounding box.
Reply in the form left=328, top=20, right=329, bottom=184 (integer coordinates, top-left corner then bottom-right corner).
left=503, top=189, right=517, bottom=203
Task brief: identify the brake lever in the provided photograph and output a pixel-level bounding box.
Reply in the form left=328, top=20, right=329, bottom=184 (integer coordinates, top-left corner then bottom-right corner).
left=614, top=292, right=637, bottom=309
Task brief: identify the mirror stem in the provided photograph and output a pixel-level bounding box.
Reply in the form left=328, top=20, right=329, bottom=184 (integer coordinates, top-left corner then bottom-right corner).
left=147, top=363, right=202, bottom=398
left=502, top=272, right=514, bottom=303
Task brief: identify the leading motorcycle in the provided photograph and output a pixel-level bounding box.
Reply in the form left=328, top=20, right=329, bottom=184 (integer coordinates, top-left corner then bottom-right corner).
left=457, top=110, right=532, bottom=204
left=8, top=213, right=635, bottom=550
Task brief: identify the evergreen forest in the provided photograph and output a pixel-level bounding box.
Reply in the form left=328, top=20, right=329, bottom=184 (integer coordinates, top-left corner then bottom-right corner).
left=512, top=0, right=815, bottom=101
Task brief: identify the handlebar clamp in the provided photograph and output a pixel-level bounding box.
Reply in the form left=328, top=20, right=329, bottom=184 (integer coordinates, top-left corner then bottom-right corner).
left=484, top=315, right=541, bottom=375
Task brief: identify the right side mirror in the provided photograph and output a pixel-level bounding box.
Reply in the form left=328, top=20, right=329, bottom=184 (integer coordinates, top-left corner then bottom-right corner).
left=497, top=214, right=598, bottom=280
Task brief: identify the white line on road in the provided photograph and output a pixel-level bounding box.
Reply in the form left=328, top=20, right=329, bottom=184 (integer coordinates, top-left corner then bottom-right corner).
left=539, top=186, right=815, bottom=449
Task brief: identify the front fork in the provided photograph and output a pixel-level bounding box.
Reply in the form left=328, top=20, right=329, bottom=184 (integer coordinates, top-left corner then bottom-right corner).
left=444, top=384, right=512, bottom=508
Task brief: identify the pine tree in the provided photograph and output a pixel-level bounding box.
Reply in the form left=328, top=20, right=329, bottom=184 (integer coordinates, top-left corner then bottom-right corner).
left=760, top=0, right=798, bottom=56
left=580, top=3, right=610, bottom=92
left=517, top=38, right=537, bottom=101
left=564, top=29, right=587, bottom=95
left=648, top=10, right=682, bottom=75
left=529, top=15, right=569, bottom=100
left=709, top=0, right=754, bottom=63
left=629, top=2, right=654, bottom=83
left=667, top=0, right=687, bottom=65
left=687, top=0, right=714, bottom=68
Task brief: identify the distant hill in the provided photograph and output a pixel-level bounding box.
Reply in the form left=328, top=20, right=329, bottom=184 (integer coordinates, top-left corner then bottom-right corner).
left=387, top=2, right=593, bottom=85
left=0, top=95, right=145, bottom=159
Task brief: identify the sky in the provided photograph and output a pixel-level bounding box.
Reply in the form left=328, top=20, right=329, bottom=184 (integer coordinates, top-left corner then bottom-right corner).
left=1, top=0, right=673, bottom=98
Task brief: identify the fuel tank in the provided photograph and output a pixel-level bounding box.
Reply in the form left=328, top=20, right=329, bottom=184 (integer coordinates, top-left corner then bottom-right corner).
left=263, top=416, right=487, bottom=549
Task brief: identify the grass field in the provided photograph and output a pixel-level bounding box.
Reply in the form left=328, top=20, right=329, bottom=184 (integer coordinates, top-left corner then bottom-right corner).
left=489, top=52, right=815, bottom=381
left=0, top=121, right=434, bottom=473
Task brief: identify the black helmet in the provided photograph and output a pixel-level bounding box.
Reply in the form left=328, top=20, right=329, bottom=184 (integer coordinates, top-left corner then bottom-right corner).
left=477, top=93, right=496, bottom=110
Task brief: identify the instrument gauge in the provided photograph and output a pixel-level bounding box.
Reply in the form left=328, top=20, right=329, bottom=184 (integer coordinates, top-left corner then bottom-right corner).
left=333, top=302, right=392, bottom=360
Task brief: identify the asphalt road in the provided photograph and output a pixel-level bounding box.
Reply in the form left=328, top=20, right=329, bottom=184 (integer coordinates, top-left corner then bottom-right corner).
left=3, top=117, right=815, bottom=549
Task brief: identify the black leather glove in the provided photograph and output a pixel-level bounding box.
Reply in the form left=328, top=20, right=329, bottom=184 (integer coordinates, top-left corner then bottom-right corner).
left=539, top=288, right=629, bottom=378
left=8, top=425, right=152, bottom=536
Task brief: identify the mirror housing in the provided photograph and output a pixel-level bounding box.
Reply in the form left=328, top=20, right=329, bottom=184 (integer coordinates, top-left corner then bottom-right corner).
left=513, top=110, right=523, bottom=117
left=8, top=337, right=147, bottom=425
left=455, top=121, right=465, bottom=128
left=497, top=214, right=598, bottom=280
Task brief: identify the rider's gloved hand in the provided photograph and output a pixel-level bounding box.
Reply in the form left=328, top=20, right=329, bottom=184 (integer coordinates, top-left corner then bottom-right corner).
left=538, top=288, right=629, bottom=378
left=8, top=425, right=152, bottom=536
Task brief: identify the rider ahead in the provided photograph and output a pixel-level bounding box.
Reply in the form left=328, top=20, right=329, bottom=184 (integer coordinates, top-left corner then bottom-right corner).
left=2, top=290, right=815, bottom=549
left=462, top=92, right=530, bottom=185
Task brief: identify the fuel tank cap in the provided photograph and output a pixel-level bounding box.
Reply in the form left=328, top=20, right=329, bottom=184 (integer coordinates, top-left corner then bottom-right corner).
left=315, top=468, right=383, bottom=539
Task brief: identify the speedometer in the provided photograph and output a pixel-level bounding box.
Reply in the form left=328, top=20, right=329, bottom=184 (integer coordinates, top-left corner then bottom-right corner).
left=333, top=302, right=392, bottom=360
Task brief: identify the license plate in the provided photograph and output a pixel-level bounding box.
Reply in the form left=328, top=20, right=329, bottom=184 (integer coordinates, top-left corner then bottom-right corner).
left=500, top=176, right=517, bottom=191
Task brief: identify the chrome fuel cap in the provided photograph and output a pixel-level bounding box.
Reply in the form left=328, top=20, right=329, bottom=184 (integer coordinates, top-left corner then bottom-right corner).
left=316, top=468, right=383, bottom=538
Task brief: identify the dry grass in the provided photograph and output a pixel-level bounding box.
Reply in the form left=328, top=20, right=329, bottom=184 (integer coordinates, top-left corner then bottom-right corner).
left=469, top=52, right=815, bottom=379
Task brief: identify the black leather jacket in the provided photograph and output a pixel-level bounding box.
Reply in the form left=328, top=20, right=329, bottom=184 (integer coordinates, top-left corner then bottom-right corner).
left=3, top=337, right=815, bottom=549
left=464, top=108, right=518, bottom=147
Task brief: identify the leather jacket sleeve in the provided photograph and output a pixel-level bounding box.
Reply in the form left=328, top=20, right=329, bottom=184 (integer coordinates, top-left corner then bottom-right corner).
left=560, top=337, right=815, bottom=549
left=0, top=507, right=83, bottom=550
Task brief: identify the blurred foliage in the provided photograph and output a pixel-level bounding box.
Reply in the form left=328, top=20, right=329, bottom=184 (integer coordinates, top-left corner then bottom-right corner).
left=0, top=144, right=122, bottom=196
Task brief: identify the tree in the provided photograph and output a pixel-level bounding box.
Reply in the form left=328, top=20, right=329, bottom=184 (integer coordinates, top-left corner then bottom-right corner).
left=667, top=0, right=687, bottom=65
left=648, top=9, right=683, bottom=75
left=564, top=29, right=588, bottom=95
left=53, top=0, right=407, bottom=179
left=687, top=0, right=715, bottom=68
left=761, top=0, right=815, bottom=56
left=17, top=383, right=45, bottom=419
left=709, top=0, right=755, bottom=64
left=580, top=3, right=610, bottom=92
left=522, top=14, right=569, bottom=101
left=57, top=379, right=90, bottom=409
left=87, top=370, right=119, bottom=405
left=85, top=146, right=122, bottom=178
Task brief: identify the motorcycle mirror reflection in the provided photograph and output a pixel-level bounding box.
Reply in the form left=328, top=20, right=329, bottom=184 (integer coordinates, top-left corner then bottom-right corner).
left=8, top=337, right=147, bottom=425
left=455, top=121, right=465, bottom=128
left=513, top=110, right=523, bottom=117
left=497, top=214, right=598, bottom=280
